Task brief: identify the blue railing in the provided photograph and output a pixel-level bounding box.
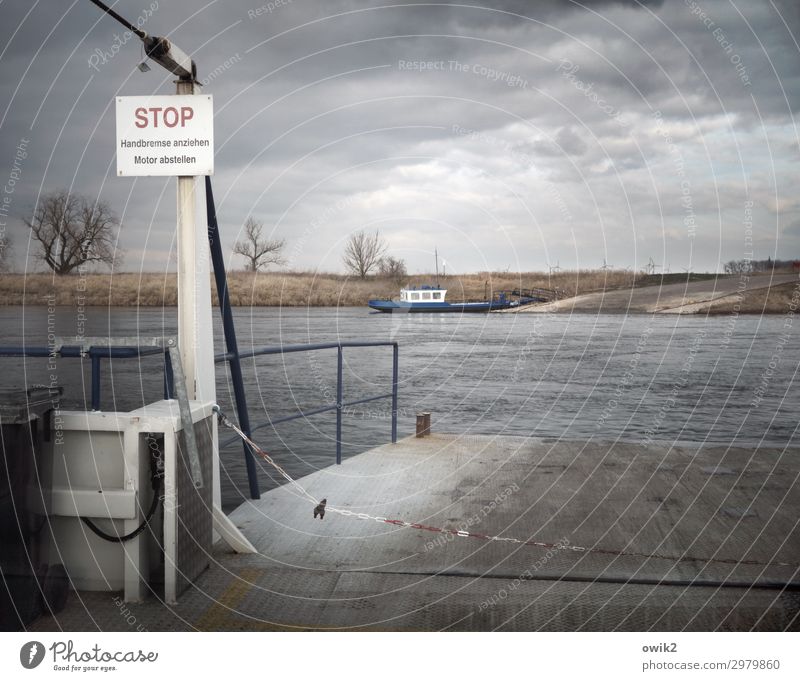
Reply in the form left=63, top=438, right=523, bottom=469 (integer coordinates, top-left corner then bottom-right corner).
left=0, top=342, right=169, bottom=412
left=0, top=178, right=401, bottom=503
left=214, top=341, right=399, bottom=461
left=0, top=338, right=399, bottom=499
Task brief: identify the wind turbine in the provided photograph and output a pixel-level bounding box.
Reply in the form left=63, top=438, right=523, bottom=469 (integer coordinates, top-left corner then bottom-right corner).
left=600, top=258, right=612, bottom=271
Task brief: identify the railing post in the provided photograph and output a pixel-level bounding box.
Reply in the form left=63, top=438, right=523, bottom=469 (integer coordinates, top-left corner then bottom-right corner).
left=163, top=349, right=175, bottom=400
left=90, top=353, right=101, bottom=411
left=336, top=345, right=343, bottom=465
left=391, top=343, right=398, bottom=443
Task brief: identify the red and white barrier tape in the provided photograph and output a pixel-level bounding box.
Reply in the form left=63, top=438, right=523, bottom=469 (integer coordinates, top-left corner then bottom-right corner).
left=215, top=408, right=794, bottom=569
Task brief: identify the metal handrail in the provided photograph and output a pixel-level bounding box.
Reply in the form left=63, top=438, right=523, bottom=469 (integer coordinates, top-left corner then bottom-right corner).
left=0, top=337, right=400, bottom=492
left=214, top=341, right=399, bottom=466
left=0, top=342, right=168, bottom=412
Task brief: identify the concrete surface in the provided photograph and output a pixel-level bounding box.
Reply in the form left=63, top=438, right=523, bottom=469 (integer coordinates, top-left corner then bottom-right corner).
left=513, top=273, right=798, bottom=314
left=31, top=434, right=800, bottom=631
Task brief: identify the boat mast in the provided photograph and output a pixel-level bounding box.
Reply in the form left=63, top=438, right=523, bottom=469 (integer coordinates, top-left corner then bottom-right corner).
left=434, top=247, right=440, bottom=287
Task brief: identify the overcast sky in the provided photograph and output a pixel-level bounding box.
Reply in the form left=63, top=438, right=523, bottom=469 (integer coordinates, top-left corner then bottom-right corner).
left=0, top=0, right=798, bottom=275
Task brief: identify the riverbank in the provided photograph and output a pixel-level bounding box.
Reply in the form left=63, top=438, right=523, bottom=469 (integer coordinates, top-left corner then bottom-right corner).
left=0, top=269, right=637, bottom=307
left=1, top=270, right=796, bottom=313
left=514, top=273, right=800, bottom=315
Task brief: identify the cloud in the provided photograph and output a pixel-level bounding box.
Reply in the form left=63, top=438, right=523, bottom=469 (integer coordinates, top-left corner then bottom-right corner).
left=0, top=0, right=797, bottom=274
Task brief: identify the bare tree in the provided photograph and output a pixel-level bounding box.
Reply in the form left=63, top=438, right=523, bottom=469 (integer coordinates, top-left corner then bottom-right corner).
left=24, top=190, right=121, bottom=274
left=233, top=217, right=286, bottom=272
left=0, top=233, right=12, bottom=272
left=723, top=259, right=753, bottom=275
left=343, top=230, right=387, bottom=279
left=378, top=255, right=407, bottom=282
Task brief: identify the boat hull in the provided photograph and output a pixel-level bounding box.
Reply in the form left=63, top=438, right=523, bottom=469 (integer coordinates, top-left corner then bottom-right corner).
left=368, top=299, right=512, bottom=313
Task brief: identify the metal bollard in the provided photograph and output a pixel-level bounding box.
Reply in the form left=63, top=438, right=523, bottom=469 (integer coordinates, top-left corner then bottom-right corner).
left=416, top=413, right=426, bottom=438
left=416, top=412, right=431, bottom=437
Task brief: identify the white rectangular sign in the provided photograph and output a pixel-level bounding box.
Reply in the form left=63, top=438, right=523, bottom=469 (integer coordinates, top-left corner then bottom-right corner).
left=116, top=95, right=214, bottom=176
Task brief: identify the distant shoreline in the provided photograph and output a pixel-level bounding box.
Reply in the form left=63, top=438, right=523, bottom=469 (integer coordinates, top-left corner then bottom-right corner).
left=0, top=270, right=796, bottom=314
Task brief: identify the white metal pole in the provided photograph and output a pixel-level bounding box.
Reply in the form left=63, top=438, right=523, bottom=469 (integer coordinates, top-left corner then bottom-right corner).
left=175, top=80, right=215, bottom=405
left=176, top=78, right=197, bottom=400
left=175, top=78, right=220, bottom=510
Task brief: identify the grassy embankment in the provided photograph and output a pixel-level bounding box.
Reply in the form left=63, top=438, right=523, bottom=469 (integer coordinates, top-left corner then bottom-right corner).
left=0, top=269, right=701, bottom=307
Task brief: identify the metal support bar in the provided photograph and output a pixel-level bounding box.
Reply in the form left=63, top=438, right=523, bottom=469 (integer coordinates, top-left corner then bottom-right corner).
left=205, top=177, right=260, bottom=500
left=336, top=345, right=343, bottom=465
left=163, top=350, right=175, bottom=400
left=167, top=345, right=204, bottom=488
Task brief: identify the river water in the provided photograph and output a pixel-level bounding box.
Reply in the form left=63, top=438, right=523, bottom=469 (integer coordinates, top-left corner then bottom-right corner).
left=1, top=306, right=798, bottom=510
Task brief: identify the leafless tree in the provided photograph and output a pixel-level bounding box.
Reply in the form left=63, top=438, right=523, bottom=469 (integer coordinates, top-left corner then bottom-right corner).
left=233, top=217, right=286, bottom=272
left=343, top=230, right=387, bottom=279
left=0, top=233, right=12, bottom=272
left=24, top=190, right=121, bottom=274
left=723, top=259, right=753, bottom=274
left=378, top=255, right=407, bottom=282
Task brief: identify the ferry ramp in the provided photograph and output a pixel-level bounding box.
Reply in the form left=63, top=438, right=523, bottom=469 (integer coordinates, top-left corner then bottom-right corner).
left=31, top=434, right=800, bottom=631
left=510, top=273, right=798, bottom=314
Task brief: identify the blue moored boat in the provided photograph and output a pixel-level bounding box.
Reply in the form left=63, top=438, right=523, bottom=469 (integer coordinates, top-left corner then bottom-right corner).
left=368, top=285, right=535, bottom=313
left=368, top=250, right=552, bottom=313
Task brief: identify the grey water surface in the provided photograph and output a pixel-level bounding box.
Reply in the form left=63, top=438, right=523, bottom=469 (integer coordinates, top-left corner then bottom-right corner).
left=1, top=306, right=797, bottom=510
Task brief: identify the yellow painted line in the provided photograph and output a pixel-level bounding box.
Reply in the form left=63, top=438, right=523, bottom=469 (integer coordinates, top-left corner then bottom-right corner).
left=195, top=568, right=271, bottom=631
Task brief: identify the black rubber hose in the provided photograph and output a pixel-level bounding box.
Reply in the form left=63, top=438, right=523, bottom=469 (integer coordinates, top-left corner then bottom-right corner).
left=80, top=483, right=161, bottom=543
